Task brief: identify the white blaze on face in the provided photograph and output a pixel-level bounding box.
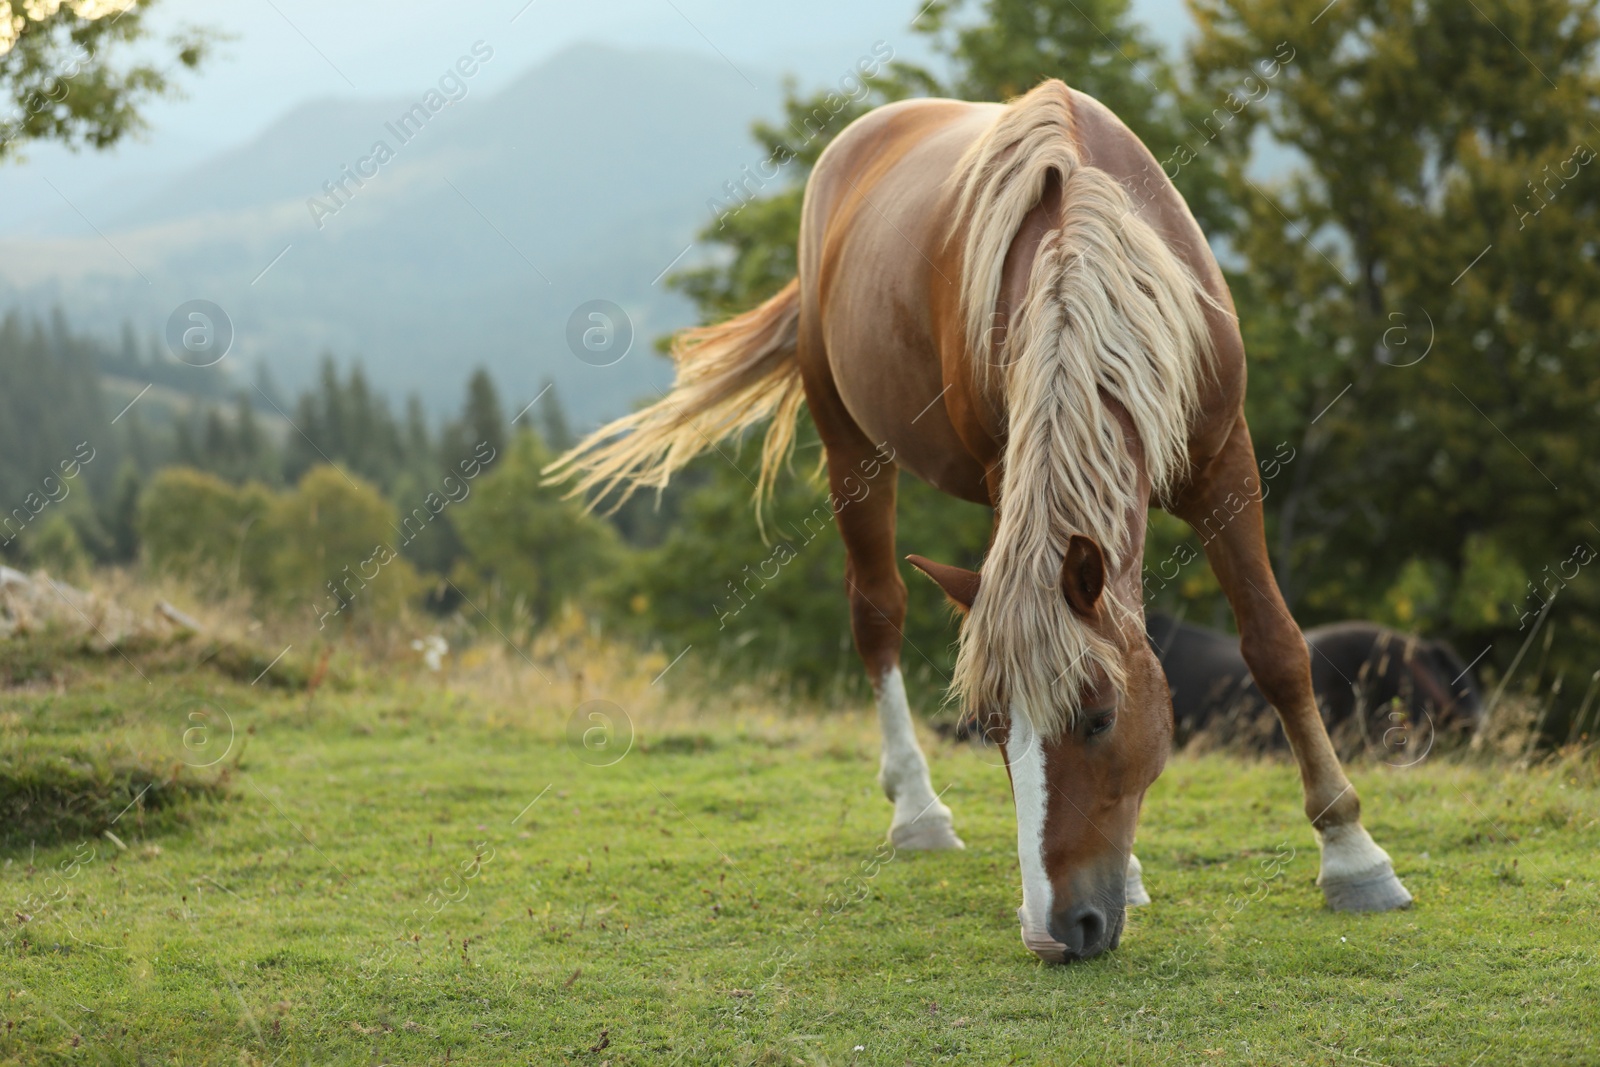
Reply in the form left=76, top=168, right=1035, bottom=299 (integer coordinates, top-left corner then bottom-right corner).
left=1007, top=705, right=1061, bottom=954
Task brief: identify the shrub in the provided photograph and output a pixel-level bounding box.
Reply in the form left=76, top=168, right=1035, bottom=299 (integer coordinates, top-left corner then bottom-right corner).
left=260, top=465, right=420, bottom=627
left=25, top=513, right=90, bottom=581
left=137, top=467, right=274, bottom=592
left=453, top=431, right=616, bottom=625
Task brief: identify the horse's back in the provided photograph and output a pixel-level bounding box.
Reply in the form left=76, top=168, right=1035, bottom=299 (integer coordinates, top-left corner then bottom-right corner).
left=798, top=86, right=1246, bottom=495
left=801, top=96, right=990, bottom=337
left=800, top=96, right=998, bottom=498
left=1305, top=622, right=1483, bottom=732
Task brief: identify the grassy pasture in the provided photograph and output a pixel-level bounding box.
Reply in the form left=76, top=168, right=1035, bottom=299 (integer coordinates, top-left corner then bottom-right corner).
left=1, top=644, right=1598, bottom=1066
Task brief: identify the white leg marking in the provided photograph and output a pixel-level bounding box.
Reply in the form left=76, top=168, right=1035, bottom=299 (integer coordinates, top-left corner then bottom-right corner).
left=1007, top=708, right=1063, bottom=957
left=1125, top=852, right=1151, bottom=908
left=875, top=667, right=962, bottom=850
left=1317, top=822, right=1412, bottom=912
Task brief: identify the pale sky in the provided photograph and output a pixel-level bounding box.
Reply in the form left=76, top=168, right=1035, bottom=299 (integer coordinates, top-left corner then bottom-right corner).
left=1, top=0, right=1191, bottom=233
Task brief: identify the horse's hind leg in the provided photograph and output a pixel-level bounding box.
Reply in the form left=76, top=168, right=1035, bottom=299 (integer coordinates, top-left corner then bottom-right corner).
left=809, top=412, right=962, bottom=850
left=1171, top=414, right=1410, bottom=912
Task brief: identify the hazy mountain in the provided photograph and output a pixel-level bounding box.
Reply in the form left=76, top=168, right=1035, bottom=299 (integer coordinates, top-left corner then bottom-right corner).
left=106, top=98, right=413, bottom=230
left=0, top=44, right=784, bottom=426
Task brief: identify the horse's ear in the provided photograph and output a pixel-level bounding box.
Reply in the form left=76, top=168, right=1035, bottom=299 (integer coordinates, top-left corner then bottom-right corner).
left=1060, top=535, right=1105, bottom=618
left=907, top=554, right=980, bottom=613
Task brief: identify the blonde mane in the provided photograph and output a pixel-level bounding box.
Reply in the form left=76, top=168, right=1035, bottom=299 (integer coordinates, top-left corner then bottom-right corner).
left=948, top=80, right=1216, bottom=739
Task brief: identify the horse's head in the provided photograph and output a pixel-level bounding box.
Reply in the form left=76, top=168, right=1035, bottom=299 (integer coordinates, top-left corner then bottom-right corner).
left=1415, top=638, right=1485, bottom=730
left=910, top=534, right=1172, bottom=962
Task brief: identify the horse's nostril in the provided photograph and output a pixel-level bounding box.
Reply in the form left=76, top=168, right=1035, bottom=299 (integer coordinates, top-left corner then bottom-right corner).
left=1073, top=906, right=1106, bottom=953
left=1048, top=905, right=1108, bottom=956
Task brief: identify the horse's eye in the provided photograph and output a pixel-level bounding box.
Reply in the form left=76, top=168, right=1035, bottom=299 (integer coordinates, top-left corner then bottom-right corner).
left=1087, top=710, right=1116, bottom=737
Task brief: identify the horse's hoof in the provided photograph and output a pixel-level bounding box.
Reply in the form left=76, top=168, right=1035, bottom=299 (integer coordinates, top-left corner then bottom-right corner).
left=1125, top=853, right=1151, bottom=908
left=1321, top=863, right=1413, bottom=912
left=889, top=814, right=965, bottom=851
left=1317, top=823, right=1412, bottom=912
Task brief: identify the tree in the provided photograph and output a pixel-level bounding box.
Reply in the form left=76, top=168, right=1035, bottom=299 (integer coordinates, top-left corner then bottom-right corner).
left=535, top=379, right=574, bottom=453
left=403, top=394, right=433, bottom=468
left=671, top=76, right=901, bottom=318
left=0, top=0, right=211, bottom=164
left=673, top=0, right=1240, bottom=317
left=614, top=434, right=991, bottom=691
left=0, top=311, right=108, bottom=541
left=445, top=367, right=506, bottom=475
left=137, top=467, right=273, bottom=591
left=263, top=466, right=419, bottom=625
left=453, top=430, right=616, bottom=626
left=102, top=459, right=141, bottom=563
left=283, top=357, right=407, bottom=489
left=27, top=512, right=89, bottom=580
left=1188, top=0, right=1600, bottom=720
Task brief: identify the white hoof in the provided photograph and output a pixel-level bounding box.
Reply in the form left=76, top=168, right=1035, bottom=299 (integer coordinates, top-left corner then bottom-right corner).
left=1317, top=823, right=1413, bottom=912
left=1321, top=864, right=1413, bottom=912
left=889, top=807, right=965, bottom=851
left=1125, top=853, right=1151, bottom=907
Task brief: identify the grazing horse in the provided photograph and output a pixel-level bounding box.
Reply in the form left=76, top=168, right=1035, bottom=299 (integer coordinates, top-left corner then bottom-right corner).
left=1146, top=613, right=1484, bottom=754
left=550, top=80, right=1411, bottom=961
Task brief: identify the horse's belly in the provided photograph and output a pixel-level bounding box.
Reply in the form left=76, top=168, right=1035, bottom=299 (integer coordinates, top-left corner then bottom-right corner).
left=828, top=327, right=990, bottom=502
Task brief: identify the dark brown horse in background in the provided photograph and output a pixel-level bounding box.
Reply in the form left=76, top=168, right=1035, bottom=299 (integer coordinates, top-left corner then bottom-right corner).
left=1146, top=613, right=1483, bottom=757
left=551, top=79, right=1412, bottom=962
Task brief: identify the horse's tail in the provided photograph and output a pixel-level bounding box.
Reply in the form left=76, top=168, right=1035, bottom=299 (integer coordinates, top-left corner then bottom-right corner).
left=947, top=79, right=1219, bottom=739
left=544, top=278, right=804, bottom=511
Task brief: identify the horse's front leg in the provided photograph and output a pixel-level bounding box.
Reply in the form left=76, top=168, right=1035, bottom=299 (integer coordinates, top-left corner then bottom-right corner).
left=1170, top=414, right=1410, bottom=911
left=825, top=442, right=963, bottom=851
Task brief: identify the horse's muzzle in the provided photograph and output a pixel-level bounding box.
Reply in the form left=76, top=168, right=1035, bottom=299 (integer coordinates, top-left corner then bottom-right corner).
left=1020, top=904, right=1124, bottom=962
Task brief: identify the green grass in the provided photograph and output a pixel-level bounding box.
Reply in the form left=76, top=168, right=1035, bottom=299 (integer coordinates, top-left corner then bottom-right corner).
left=2, top=656, right=1598, bottom=1066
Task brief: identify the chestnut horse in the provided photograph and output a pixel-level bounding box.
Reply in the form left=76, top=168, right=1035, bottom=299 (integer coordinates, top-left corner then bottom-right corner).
left=550, top=80, right=1411, bottom=961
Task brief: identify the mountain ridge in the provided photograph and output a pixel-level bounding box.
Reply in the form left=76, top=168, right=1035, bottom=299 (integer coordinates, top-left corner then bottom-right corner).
left=0, top=43, right=785, bottom=426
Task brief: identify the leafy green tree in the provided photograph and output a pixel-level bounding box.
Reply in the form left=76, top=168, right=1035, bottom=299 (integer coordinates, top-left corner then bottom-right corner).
left=674, top=175, right=811, bottom=320
left=652, top=71, right=910, bottom=688
left=262, top=465, right=419, bottom=625
left=137, top=467, right=274, bottom=591
left=454, top=430, right=616, bottom=626
left=0, top=0, right=211, bottom=164
left=615, top=435, right=991, bottom=692
left=673, top=78, right=899, bottom=318
left=26, top=513, right=89, bottom=581
left=1187, top=0, right=1600, bottom=716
